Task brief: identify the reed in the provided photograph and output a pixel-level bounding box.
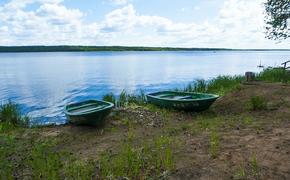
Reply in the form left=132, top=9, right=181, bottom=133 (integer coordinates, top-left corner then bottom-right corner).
left=256, top=67, right=290, bottom=83
left=103, top=90, right=147, bottom=107
left=0, top=101, right=29, bottom=131
left=183, top=75, right=243, bottom=95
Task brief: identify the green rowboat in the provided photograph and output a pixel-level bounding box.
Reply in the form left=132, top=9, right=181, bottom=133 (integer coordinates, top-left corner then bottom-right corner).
left=64, top=100, right=114, bottom=126
left=146, top=91, right=219, bottom=111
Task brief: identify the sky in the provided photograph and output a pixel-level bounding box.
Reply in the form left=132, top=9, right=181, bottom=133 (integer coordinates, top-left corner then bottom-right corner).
left=0, top=0, right=289, bottom=48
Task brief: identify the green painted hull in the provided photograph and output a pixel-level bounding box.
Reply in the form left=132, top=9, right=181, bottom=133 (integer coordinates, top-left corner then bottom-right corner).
left=146, top=91, right=219, bottom=111
left=64, top=100, right=114, bottom=126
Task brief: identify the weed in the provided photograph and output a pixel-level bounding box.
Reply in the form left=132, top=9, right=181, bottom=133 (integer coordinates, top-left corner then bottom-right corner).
left=166, top=127, right=180, bottom=136
left=0, top=101, right=29, bottom=131
left=184, top=76, right=243, bottom=95
left=250, top=154, right=259, bottom=177
left=0, top=135, right=15, bottom=179
left=234, top=165, right=246, bottom=179
left=209, top=130, right=219, bottom=158
left=64, top=159, right=96, bottom=179
left=247, top=96, right=267, bottom=111
left=98, top=136, right=174, bottom=179
left=122, top=118, right=130, bottom=127
left=196, top=116, right=222, bottom=131
left=28, top=141, right=63, bottom=179
left=102, top=93, right=116, bottom=104
left=257, top=67, right=290, bottom=83
left=103, top=90, right=147, bottom=108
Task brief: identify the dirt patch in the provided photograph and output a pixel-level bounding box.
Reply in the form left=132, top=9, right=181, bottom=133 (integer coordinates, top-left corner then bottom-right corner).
left=12, top=82, right=290, bottom=179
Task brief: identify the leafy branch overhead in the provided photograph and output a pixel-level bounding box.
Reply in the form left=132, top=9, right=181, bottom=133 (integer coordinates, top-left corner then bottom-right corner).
left=264, top=0, right=290, bottom=40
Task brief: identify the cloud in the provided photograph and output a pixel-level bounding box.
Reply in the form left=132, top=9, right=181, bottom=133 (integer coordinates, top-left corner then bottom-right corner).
left=108, top=0, right=129, bottom=5
left=0, top=0, right=102, bottom=45
left=0, top=0, right=289, bottom=48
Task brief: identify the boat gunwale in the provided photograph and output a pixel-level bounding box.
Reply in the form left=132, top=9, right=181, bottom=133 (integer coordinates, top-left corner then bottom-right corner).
left=64, top=100, right=114, bottom=116
left=146, top=91, right=219, bottom=102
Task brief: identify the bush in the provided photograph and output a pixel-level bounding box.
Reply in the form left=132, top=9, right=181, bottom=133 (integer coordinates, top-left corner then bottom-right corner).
left=0, top=101, right=29, bottom=129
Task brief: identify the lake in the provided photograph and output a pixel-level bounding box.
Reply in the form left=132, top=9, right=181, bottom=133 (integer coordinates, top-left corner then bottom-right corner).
left=0, top=51, right=289, bottom=125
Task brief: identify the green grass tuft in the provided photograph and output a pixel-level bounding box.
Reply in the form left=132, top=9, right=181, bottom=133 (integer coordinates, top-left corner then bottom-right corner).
left=184, top=75, right=243, bottom=95
left=0, top=101, right=29, bottom=132
left=247, top=96, right=267, bottom=111
left=257, top=67, right=290, bottom=83
left=98, top=136, right=174, bottom=179
left=103, top=90, right=147, bottom=108
left=209, top=130, right=219, bottom=158
left=102, top=92, right=116, bottom=104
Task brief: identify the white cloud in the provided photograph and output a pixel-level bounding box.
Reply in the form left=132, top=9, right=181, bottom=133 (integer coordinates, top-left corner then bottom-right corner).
left=108, top=0, right=129, bottom=5
left=0, top=0, right=289, bottom=48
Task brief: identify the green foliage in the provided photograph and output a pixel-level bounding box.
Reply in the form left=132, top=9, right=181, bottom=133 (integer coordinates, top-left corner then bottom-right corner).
left=264, top=0, right=290, bottom=40
left=103, top=90, right=147, bottom=108
left=209, top=130, right=219, bottom=158
left=196, top=116, right=223, bottom=131
left=102, top=92, right=116, bottom=104
left=98, top=136, right=173, bottom=179
left=184, top=75, right=243, bottom=95
left=250, top=154, right=259, bottom=177
left=28, top=142, right=63, bottom=179
left=0, top=135, right=15, bottom=179
left=64, top=159, right=96, bottom=179
left=247, top=96, right=267, bottom=111
left=207, top=76, right=243, bottom=94
left=257, top=67, right=290, bottom=83
left=0, top=101, right=29, bottom=131
left=234, top=165, right=246, bottom=180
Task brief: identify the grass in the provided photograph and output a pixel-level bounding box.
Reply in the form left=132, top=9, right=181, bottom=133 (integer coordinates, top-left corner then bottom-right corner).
left=183, top=75, right=243, bottom=95
left=234, top=165, right=246, bottom=179
left=101, top=68, right=288, bottom=110
left=209, top=130, right=219, bottom=158
left=247, top=96, right=267, bottom=111
left=257, top=67, right=290, bottom=83
left=0, top=101, right=29, bottom=132
left=0, top=135, right=14, bottom=179
left=98, top=136, right=174, bottom=179
left=103, top=90, right=147, bottom=108
left=102, top=92, right=116, bottom=104
left=28, top=141, right=63, bottom=179
left=64, top=159, right=96, bottom=179
left=250, top=154, right=259, bottom=177
left=234, top=154, right=259, bottom=179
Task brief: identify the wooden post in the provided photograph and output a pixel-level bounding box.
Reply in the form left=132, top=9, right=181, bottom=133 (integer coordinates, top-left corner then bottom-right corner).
left=245, top=72, right=255, bottom=82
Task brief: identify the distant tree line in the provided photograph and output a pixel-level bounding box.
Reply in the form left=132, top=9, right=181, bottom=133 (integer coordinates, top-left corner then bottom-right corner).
left=0, top=46, right=289, bottom=53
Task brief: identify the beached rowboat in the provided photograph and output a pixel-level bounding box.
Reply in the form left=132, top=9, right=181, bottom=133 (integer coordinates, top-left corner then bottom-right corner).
left=146, top=91, right=219, bottom=111
left=64, top=100, right=114, bottom=126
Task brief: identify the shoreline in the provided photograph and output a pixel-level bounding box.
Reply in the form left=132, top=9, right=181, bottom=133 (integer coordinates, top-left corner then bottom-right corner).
left=0, top=46, right=290, bottom=53
left=1, top=81, right=290, bottom=179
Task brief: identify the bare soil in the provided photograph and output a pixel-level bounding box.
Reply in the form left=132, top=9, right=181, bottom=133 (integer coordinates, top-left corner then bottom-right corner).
left=21, top=82, right=290, bottom=179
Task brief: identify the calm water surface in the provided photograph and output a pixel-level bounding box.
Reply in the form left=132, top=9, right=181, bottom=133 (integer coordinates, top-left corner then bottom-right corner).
left=0, top=51, right=289, bottom=125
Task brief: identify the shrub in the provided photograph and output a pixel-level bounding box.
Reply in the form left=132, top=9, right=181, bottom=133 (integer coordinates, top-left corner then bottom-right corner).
left=0, top=101, right=29, bottom=129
